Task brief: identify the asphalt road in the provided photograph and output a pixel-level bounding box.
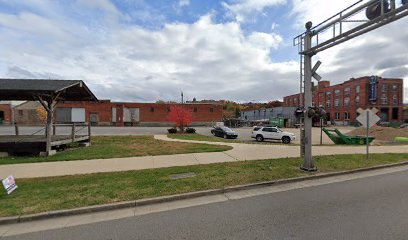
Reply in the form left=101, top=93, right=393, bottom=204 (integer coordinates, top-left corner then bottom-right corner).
left=5, top=169, right=408, bottom=240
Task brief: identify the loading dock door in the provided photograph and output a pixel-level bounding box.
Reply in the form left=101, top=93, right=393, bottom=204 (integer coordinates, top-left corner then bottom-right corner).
left=55, top=108, right=71, bottom=123
left=72, top=108, right=85, bottom=122
left=112, top=108, right=117, bottom=122
left=124, top=108, right=140, bottom=122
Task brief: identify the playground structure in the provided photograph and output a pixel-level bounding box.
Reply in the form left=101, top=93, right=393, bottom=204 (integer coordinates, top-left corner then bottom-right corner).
left=322, top=128, right=375, bottom=145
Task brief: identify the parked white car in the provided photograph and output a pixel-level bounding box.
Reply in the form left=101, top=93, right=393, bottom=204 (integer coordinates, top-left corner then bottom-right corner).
left=251, top=126, right=296, bottom=144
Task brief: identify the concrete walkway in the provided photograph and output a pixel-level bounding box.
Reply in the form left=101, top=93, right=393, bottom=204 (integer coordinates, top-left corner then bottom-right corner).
left=0, top=135, right=407, bottom=179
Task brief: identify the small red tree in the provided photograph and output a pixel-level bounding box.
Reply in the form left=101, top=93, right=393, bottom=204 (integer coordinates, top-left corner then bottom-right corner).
left=167, top=105, right=192, bottom=132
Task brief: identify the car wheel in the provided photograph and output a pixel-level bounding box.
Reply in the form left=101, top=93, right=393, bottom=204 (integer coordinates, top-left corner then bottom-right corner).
left=282, top=136, right=290, bottom=144
left=211, top=131, right=215, bottom=136
left=223, top=134, right=228, bottom=139
left=256, top=135, right=264, bottom=142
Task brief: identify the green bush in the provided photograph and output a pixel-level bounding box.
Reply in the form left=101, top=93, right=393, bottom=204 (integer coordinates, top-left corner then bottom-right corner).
left=186, top=128, right=196, bottom=134
left=167, top=128, right=177, bottom=134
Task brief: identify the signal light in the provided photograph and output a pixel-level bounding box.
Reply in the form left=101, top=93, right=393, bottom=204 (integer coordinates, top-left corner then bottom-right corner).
left=295, top=107, right=304, bottom=118
left=366, top=0, right=390, bottom=20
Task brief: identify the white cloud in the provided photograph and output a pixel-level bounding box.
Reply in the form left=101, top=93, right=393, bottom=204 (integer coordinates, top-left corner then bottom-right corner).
left=179, top=0, right=190, bottom=7
left=223, top=0, right=287, bottom=22
left=1, top=11, right=294, bottom=102
left=75, top=0, right=120, bottom=15
left=291, top=0, right=408, bottom=103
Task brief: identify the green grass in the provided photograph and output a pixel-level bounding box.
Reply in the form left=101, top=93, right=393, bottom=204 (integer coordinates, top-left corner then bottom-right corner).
left=167, top=133, right=335, bottom=146
left=167, top=133, right=280, bottom=145
left=0, top=136, right=232, bottom=165
left=0, top=153, right=406, bottom=217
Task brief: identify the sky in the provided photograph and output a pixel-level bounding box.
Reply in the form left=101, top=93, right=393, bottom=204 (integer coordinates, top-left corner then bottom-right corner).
left=0, top=0, right=407, bottom=103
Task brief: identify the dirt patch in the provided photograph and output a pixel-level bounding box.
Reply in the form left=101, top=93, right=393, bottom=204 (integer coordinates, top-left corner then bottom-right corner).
left=346, top=126, right=408, bottom=141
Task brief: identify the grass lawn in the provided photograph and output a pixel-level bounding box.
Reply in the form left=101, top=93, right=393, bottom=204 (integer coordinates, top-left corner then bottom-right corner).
left=167, top=133, right=242, bottom=142
left=0, top=153, right=406, bottom=217
left=167, top=133, right=336, bottom=146
left=0, top=136, right=232, bottom=165
left=167, top=133, right=279, bottom=145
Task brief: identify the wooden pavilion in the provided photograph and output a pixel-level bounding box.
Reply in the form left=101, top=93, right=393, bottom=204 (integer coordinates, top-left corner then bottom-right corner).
left=0, top=79, right=98, bottom=156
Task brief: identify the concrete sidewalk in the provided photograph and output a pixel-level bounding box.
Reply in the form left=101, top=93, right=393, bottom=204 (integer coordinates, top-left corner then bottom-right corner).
left=0, top=135, right=407, bottom=179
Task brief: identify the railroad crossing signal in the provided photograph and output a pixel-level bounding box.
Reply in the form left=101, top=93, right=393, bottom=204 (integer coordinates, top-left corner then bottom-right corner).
left=356, top=108, right=381, bottom=128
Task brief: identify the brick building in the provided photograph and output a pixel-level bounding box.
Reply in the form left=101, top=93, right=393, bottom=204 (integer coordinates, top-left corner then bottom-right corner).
left=13, top=100, right=223, bottom=126
left=0, top=103, right=12, bottom=125
left=283, top=76, right=404, bottom=125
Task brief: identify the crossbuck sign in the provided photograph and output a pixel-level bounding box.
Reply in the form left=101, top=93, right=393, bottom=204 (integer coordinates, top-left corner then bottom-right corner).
left=356, top=108, right=381, bottom=128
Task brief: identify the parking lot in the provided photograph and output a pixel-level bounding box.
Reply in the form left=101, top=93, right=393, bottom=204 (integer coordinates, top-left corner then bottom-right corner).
left=0, top=125, right=355, bottom=145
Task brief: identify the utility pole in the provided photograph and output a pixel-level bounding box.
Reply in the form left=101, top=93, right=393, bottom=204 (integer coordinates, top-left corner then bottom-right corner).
left=300, top=21, right=316, bottom=171
left=293, top=0, right=408, bottom=171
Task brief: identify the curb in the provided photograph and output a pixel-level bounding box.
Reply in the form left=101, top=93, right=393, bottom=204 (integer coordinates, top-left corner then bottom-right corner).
left=1, top=160, right=408, bottom=225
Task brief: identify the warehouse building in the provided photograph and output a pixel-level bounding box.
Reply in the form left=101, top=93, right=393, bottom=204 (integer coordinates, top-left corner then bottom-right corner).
left=240, top=107, right=298, bottom=127
left=11, top=100, right=222, bottom=127
left=283, top=76, right=404, bottom=125
left=0, top=103, right=12, bottom=125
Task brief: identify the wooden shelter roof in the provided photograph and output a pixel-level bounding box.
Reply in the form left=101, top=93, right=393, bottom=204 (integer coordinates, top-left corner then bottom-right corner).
left=0, top=79, right=98, bottom=101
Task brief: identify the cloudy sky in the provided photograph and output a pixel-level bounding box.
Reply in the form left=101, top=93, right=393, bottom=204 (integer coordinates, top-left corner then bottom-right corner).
left=0, top=0, right=407, bottom=103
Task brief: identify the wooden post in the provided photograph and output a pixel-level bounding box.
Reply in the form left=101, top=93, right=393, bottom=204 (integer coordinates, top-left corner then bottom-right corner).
left=53, top=125, right=56, bottom=135
left=46, top=99, right=53, bottom=156
left=71, top=123, right=76, bottom=142
left=88, top=122, right=91, bottom=141
left=14, top=124, right=19, bottom=136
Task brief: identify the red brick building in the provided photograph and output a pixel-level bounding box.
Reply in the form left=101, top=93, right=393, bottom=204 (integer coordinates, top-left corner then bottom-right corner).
left=283, top=76, right=404, bottom=125
left=0, top=103, right=12, bottom=124
left=54, top=100, right=222, bottom=127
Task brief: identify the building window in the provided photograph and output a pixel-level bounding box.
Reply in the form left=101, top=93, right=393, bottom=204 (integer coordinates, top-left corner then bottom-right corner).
left=326, top=100, right=331, bottom=109
left=392, top=95, right=398, bottom=105
left=209, top=108, right=214, bottom=112
left=344, top=97, right=350, bottom=107
left=381, top=84, right=388, bottom=92
left=18, top=110, right=23, bottom=116
left=167, top=107, right=171, bottom=112
left=335, top=112, right=340, bottom=120
left=294, top=98, right=298, bottom=105
left=289, top=99, right=292, bottom=106
left=150, top=107, right=154, bottom=112
left=334, top=99, right=340, bottom=108
left=355, top=85, right=360, bottom=94
left=334, top=89, right=340, bottom=97
left=326, top=91, right=332, bottom=99
left=381, top=94, right=387, bottom=105
left=194, top=107, right=198, bottom=112
left=392, top=84, right=398, bottom=91
left=344, top=112, right=350, bottom=120
left=344, top=87, right=350, bottom=96
left=355, top=95, right=360, bottom=106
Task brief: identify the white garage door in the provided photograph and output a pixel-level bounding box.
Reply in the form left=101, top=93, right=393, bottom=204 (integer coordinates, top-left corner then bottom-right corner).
left=71, top=108, right=85, bottom=122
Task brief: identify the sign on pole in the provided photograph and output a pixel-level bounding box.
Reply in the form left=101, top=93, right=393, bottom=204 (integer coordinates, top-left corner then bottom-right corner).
left=356, top=108, right=380, bottom=128
left=2, top=175, right=17, bottom=195
left=356, top=108, right=381, bottom=160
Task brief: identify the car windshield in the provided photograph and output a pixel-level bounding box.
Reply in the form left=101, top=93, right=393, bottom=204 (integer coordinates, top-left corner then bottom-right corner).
left=221, top=127, right=233, bottom=132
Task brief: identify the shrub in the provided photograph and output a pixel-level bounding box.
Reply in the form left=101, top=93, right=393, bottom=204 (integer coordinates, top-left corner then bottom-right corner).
left=186, top=128, right=196, bottom=134
left=167, top=128, right=178, bottom=134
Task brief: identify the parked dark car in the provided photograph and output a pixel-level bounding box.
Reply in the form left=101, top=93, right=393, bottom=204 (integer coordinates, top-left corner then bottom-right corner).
left=211, top=126, right=238, bottom=139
